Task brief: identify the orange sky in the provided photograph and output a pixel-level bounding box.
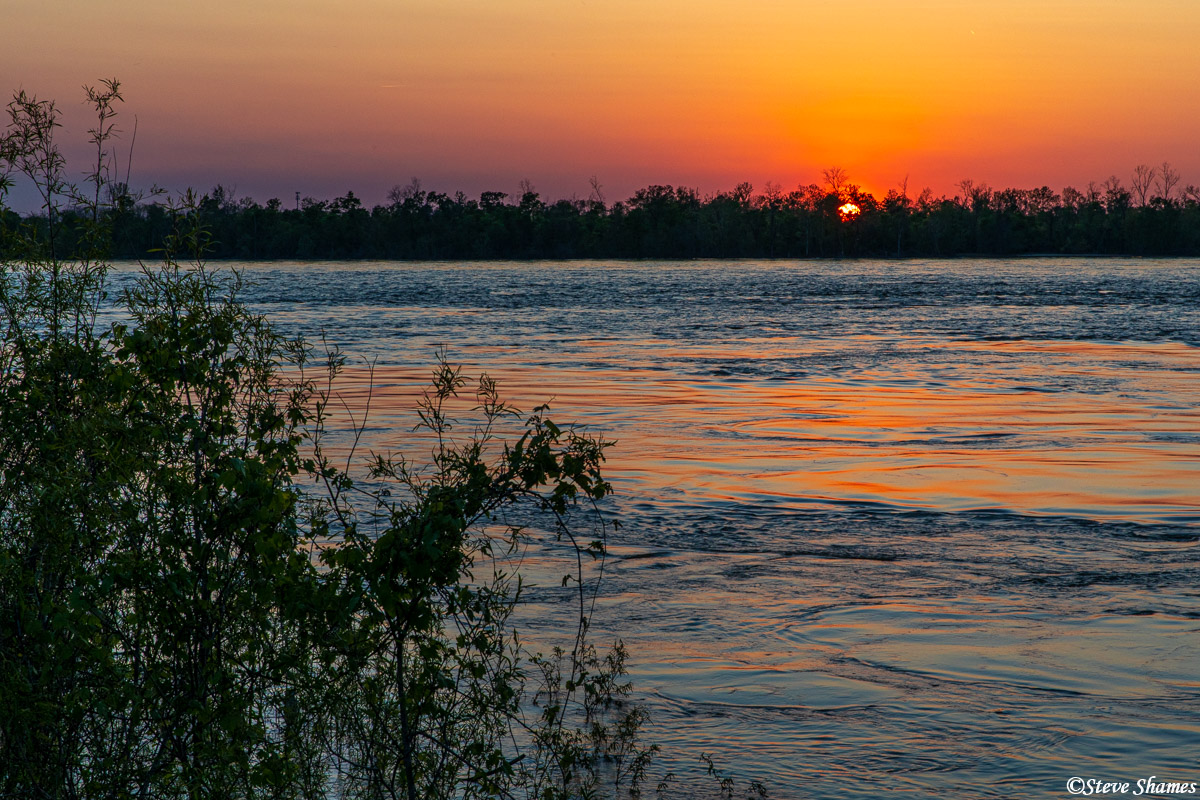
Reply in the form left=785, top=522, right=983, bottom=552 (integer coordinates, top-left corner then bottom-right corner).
left=3, top=0, right=1199, bottom=208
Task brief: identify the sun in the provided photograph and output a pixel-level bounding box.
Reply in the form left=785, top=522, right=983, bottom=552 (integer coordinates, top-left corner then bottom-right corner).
left=838, top=202, right=861, bottom=220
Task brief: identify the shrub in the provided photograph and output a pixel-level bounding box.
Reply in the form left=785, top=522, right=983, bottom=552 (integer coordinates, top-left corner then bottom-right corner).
left=1, top=82, right=651, bottom=800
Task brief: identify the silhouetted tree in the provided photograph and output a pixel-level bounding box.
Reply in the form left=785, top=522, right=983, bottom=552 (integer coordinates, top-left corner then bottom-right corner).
left=1132, top=164, right=1156, bottom=207
left=1155, top=161, right=1180, bottom=202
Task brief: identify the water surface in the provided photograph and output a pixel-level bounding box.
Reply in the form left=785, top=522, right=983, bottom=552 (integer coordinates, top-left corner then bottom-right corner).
left=121, top=258, right=1200, bottom=798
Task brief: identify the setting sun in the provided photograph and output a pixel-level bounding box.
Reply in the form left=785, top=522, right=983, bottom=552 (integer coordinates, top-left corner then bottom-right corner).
left=838, top=202, right=861, bottom=220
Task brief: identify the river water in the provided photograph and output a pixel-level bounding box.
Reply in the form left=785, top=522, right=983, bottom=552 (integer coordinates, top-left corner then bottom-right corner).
left=134, top=258, right=1200, bottom=798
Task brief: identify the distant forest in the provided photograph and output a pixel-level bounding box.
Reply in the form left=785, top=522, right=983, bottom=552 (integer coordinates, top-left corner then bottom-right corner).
left=9, top=165, right=1200, bottom=260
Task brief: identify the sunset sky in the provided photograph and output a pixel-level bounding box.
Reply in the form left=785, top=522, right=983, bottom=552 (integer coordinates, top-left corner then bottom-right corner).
left=3, top=0, right=1200, bottom=210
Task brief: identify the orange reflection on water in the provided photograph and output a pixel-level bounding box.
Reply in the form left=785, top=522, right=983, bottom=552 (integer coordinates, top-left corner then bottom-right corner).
left=331, top=335, right=1200, bottom=525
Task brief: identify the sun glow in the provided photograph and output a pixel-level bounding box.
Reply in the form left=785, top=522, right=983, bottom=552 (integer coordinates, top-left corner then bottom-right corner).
left=838, top=202, right=861, bottom=220
left=5, top=1, right=1200, bottom=207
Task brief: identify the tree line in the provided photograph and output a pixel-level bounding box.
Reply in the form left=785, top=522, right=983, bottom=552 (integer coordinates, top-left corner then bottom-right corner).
left=9, top=165, right=1200, bottom=262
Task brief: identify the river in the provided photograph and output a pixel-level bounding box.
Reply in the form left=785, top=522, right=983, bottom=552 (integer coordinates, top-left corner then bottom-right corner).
left=124, top=257, right=1200, bottom=798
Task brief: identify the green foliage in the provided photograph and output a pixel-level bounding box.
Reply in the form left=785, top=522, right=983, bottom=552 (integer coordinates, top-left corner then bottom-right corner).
left=2, top=84, right=321, bottom=797
left=1, top=82, right=662, bottom=800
